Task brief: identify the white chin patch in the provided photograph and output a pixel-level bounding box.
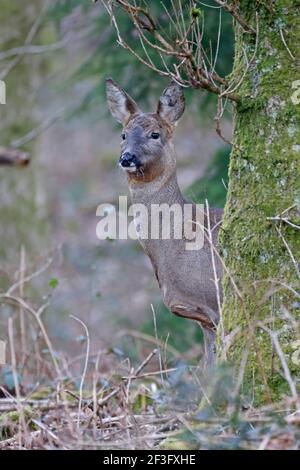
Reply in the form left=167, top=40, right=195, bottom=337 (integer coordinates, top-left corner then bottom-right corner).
left=126, top=166, right=137, bottom=173
left=119, top=162, right=137, bottom=173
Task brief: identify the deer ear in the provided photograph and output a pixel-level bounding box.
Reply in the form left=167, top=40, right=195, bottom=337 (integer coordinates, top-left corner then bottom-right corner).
left=106, top=78, right=139, bottom=125
left=157, top=81, right=185, bottom=125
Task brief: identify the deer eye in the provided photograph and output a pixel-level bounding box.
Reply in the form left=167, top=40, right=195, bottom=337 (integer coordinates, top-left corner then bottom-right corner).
left=151, top=132, right=160, bottom=139
left=121, top=133, right=126, bottom=140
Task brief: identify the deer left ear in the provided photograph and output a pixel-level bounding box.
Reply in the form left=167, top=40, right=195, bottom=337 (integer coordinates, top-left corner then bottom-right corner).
left=157, top=81, right=185, bottom=125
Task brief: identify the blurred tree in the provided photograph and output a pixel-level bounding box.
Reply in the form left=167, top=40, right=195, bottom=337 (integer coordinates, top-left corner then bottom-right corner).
left=0, top=0, right=51, bottom=265
left=97, top=0, right=300, bottom=405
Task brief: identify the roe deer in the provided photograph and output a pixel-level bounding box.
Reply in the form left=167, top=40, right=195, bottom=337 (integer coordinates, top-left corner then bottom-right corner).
left=106, top=78, right=223, bottom=367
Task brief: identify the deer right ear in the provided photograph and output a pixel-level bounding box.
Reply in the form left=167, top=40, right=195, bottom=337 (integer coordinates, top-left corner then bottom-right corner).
left=157, top=81, right=185, bottom=126
left=106, top=78, right=139, bottom=125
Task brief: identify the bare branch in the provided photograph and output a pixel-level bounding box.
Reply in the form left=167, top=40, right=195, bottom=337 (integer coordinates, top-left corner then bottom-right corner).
left=214, top=1, right=256, bottom=34
left=102, top=0, right=240, bottom=102
left=0, top=2, right=48, bottom=80
left=0, top=37, right=69, bottom=62
left=220, top=12, right=259, bottom=99
left=10, top=109, right=65, bottom=149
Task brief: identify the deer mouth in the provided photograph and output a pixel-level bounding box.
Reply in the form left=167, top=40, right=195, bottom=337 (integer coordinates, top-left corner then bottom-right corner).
left=119, top=153, right=142, bottom=173
left=120, top=162, right=140, bottom=173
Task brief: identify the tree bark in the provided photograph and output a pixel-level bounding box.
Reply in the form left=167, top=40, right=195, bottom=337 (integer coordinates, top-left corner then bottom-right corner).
left=219, top=1, right=300, bottom=404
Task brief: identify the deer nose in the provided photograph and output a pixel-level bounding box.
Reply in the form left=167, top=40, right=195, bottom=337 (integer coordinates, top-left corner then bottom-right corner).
left=119, top=152, right=137, bottom=167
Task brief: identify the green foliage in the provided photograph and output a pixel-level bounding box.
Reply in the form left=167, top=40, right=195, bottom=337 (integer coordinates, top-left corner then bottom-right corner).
left=185, top=145, right=230, bottom=207
left=49, top=277, right=59, bottom=289
left=0, top=407, right=35, bottom=440
left=191, top=7, right=203, bottom=20
left=141, top=302, right=203, bottom=353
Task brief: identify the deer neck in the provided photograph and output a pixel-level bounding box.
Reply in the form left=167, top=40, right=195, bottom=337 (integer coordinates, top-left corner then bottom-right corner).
left=129, top=169, right=185, bottom=209
left=128, top=142, right=185, bottom=207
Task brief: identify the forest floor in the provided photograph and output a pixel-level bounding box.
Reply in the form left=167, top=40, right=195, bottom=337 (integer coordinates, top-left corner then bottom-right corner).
left=0, top=308, right=299, bottom=450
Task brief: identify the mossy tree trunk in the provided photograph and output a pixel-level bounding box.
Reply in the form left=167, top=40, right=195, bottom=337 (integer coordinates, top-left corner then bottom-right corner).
left=219, top=1, right=300, bottom=404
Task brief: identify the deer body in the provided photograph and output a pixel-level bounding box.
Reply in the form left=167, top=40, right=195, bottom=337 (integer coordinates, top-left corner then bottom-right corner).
left=106, top=79, right=223, bottom=366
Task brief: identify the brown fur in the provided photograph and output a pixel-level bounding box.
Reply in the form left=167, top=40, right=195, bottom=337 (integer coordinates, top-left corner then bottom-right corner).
left=106, top=79, right=223, bottom=368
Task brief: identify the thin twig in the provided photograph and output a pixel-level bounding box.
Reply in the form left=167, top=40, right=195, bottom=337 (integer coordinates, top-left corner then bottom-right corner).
left=7, top=256, right=53, bottom=295
left=70, top=315, right=90, bottom=430
left=95, top=348, right=158, bottom=409
left=279, top=28, right=295, bottom=60
left=275, top=225, right=300, bottom=281
left=267, top=216, right=300, bottom=232
left=0, top=37, right=69, bottom=62
left=0, top=294, right=62, bottom=379
left=214, top=0, right=256, bottom=34
left=0, top=2, right=48, bottom=80
left=8, top=318, right=27, bottom=448
left=205, top=200, right=224, bottom=349
left=258, top=323, right=298, bottom=403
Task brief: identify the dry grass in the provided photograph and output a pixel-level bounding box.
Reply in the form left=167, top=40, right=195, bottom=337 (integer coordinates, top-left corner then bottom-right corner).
left=0, top=252, right=299, bottom=450
left=0, top=336, right=299, bottom=450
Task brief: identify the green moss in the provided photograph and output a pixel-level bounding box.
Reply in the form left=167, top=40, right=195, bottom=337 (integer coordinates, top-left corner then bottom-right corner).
left=218, top=1, right=300, bottom=405
left=28, top=387, right=52, bottom=400
left=0, top=407, right=36, bottom=440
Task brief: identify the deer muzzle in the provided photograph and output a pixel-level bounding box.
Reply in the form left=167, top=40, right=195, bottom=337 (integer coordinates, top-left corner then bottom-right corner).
left=119, top=152, right=141, bottom=172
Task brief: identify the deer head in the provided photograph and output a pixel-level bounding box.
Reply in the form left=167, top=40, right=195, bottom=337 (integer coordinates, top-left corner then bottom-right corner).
left=106, top=78, right=185, bottom=183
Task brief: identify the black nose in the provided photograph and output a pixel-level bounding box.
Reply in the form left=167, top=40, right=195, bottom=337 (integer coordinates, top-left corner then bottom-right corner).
left=119, top=152, right=137, bottom=167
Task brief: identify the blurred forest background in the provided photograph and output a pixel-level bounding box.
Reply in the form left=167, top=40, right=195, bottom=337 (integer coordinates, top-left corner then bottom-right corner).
left=0, top=0, right=233, bottom=360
